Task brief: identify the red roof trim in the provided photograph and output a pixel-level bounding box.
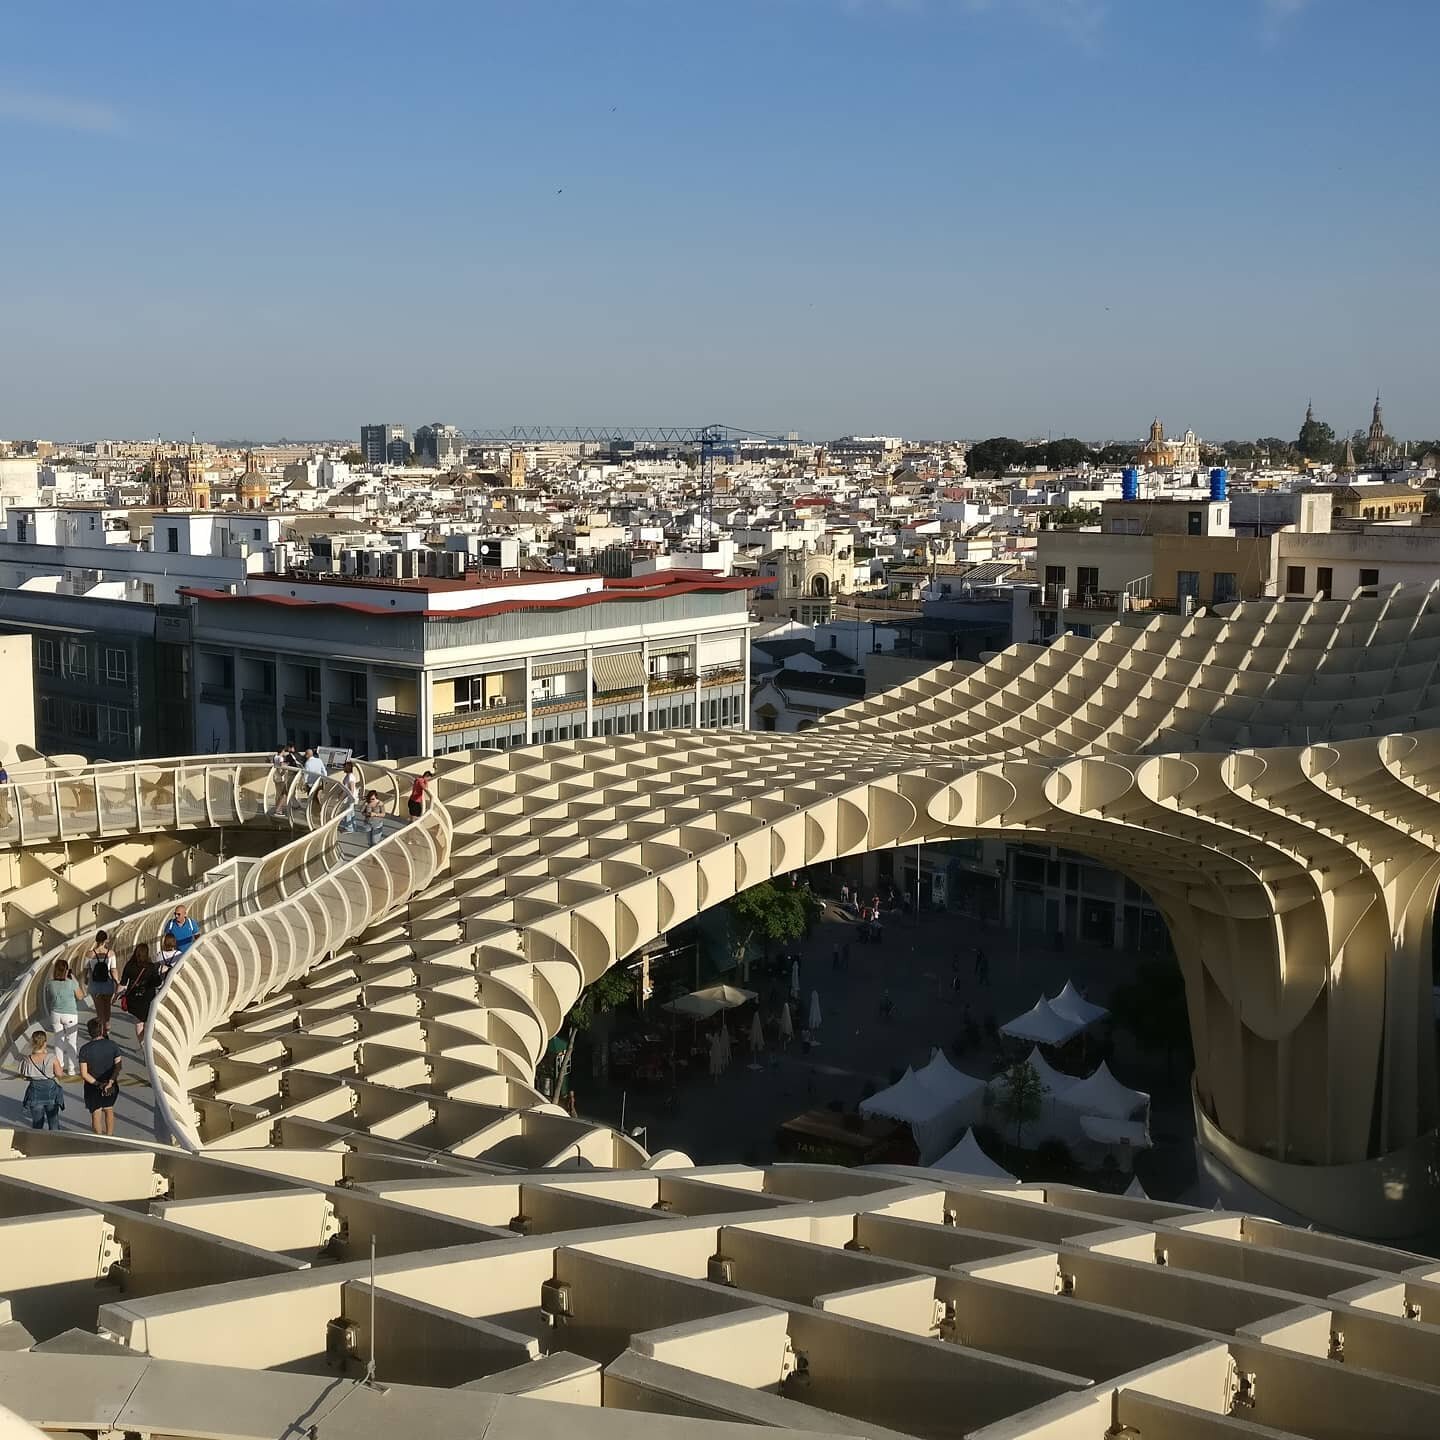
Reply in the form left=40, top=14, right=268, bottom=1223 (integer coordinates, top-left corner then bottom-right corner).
left=178, top=572, right=760, bottom=622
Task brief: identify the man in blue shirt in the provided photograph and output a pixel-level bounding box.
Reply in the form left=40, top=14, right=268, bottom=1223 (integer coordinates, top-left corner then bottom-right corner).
left=163, top=903, right=199, bottom=955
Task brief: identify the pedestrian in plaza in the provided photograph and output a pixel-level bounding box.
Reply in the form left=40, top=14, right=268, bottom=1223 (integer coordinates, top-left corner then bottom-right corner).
left=18, top=1030, right=63, bottom=1130
left=339, top=760, right=362, bottom=832
left=87, top=930, right=118, bottom=1036
left=361, top=789, right=388, bottom=847
left=407, top=769, right=434, bottom=822
left=163, top=903, right=199, bottom=956
left=78, top=1017, right=122, bottom=1137
left=43, top=958, right=85, bottom=1075
left=840, top=882, right=850, bottom=907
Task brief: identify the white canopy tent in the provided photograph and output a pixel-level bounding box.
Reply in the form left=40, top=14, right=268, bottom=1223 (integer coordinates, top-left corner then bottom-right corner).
left=1024, top=1045, right=1077, bottom=1097
left=999, top=998, right=1085, bottom=1048
left=860, top=1049, right=987, bottom=1163
left=1058, top=1061, right=1149, bottom=1124
left=1048, top=980, right=1108, bottom=1029
left=931, top=1128, right=1015, bottom=1182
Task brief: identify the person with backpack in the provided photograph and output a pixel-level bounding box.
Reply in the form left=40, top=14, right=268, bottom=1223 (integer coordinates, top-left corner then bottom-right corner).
left=43, top=958, right=85, bottom=1075
left=18, top=1030, right=63, bottom=1130
left=78, top=1017, right=122, bottom=1136
left=87, top=929, right=118, bottom=1036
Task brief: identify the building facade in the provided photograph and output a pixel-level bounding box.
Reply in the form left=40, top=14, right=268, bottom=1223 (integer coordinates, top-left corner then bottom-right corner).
left=185, top=570, right=754, bottom=758
left=360, top=423, right=410, bottom=466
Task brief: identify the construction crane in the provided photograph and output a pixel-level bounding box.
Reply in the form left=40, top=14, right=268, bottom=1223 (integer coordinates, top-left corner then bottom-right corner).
left=462, top=424, right=803, bottom=549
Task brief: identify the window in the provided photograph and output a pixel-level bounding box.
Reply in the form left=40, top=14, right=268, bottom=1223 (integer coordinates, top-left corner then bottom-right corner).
left=1177, top=571, right=1200, bottom=603
left=166, top=527, right=179, bottom=553
left=1359, top=568, right=1379, bottom=594
left=36, top=637, right=56, bottom=673
left=68, top=701, right=97, bottom=739
left=39, top=696, right=60, bottom=729
left=1187, top=510, right=1203, bottom=536
left=303, top=667, right=321, bottom=702
left=1285, top=565, right=1306, bottom=595
left=63, top=641, right=88, bottom=679
left=100, top=704, right=130, bottom=746
left=142, top=583, right=156, bottom=604
left=1076, top=566, right=1099, bottom=599
left=1316, top=566, right=1333, bottom=598
left=1043, top=564, right=1065, bottom=603
left=16, top=516, right=27, bottom=542
left=1212, top=572, right=1237, bottom=604
left=103, top=647, right=128, bottom=684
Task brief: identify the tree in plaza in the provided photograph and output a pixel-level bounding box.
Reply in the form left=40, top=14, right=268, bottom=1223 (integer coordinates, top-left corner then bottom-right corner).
left=567, top=967, right=637, bottom=1030
left=1108, top=957, right=1192, bottom=1079
left=726, top=880, right=813, bottom=973
left=994, top=1059, right=1045, bottom=1150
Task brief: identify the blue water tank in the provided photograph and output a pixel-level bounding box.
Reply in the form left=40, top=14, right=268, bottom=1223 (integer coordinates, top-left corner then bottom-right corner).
left=1121, top=467, right=1139, bottom=501
left=1209, top=466, right=1229, bottom=501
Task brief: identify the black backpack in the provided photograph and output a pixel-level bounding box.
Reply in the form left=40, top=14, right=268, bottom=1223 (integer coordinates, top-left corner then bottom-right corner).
left=92, top=954, right=111, bottom=983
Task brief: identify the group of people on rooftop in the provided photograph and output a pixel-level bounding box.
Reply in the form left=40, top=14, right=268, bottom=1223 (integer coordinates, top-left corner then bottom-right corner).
left=18, top=903, right=199, bottom=1136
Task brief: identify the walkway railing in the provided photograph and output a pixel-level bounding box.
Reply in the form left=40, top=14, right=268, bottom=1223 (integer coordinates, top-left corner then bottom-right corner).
left=145, top=790, right=452, bottom=1149
left=0, top=756, right=419, bottom=1128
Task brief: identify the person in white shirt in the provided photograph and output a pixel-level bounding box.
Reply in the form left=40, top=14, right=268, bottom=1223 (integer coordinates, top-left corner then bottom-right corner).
left=301, top=748, right=326, bottom=798
left=339, top=760, right=361, bottom=832
left=271, top=746, right=291, bottom=816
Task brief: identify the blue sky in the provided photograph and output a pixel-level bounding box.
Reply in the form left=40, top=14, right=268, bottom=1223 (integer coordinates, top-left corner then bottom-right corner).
left=1, top=1, right=1435, bottom=442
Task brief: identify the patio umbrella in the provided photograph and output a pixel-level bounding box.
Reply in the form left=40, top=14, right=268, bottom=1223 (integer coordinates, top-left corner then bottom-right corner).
left=808, top=989, right=822, bottom=1046
left=718, top=1022, right=732, bottom=1071
left=749, top=1011, right=765, bottom=1055
left=707, top=1030, right=724, bottom=1080
left=789, top=959, right=801, bottom=1000
left=778, top=1002, right=794, bottom=1045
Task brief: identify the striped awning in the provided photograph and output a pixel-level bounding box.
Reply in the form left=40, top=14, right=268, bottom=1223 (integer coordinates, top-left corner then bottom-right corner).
left=592, top=650, right=646, bottom=693
left=650, top=644, right=691, bottom=659
left=533, top=657, right=584, bottom=678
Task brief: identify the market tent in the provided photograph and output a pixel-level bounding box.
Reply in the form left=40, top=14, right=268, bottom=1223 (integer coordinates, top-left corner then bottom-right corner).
left=999, top=997, right=1085, bottom=1048
left=1078, top=1115, right=1151, bottom=1149
left=860, top=1049, right=987, bottom=1163
left=1049, top=980, right=1109, bottom=1028
left=1124, top=1175, right=1149, bottom=1199
left=931, top=1128, right=1015, bottom=1182
left=1058, top=1060, right=1150, bottom=1123
left=1024, top=1045, right=1077, bottom=1097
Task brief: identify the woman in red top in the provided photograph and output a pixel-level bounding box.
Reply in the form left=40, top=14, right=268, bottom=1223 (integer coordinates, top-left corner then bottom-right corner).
left=407, top=770, right=434, bottom=821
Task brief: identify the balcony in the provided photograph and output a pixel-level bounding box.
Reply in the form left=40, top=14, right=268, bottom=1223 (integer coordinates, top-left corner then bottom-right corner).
left=281, top=695, right=320, bottom=717
left=374, top=709, right=417, bottom=731
left=240, top=687, right=276, bottom=709
left=327, top=699, right=369, bottom=723
left=198, top=681, right=234, bottom=704
left=699, top=665, right=745, bottom=688
left=1030, top=587, right=1178, bottom=614
left=647, top=671, right=696, bottom=695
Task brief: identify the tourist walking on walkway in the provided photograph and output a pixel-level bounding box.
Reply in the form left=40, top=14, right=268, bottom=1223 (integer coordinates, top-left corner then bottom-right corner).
left=43, top=959, right=85, bottom=1075
left=407, top=770, right=434, bottom=822
left=79, top=1018, right=122, bottom=1137
left=87, top=930, right=118, bottom=1036
left=302, top=748, right=326, bottom=799
left=123, top=944, right=160, bottom=1045
left=18, top=1030, right=63, bottom=1130
left=339, top=760, right=361, bottom=832
left=163, top=903, right=199, bottom=957
left=361, top=789, right=387, bottom=847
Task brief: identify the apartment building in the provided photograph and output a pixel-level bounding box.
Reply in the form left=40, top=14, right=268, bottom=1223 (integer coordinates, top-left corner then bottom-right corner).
left=184, top=569, right=754, bottom=759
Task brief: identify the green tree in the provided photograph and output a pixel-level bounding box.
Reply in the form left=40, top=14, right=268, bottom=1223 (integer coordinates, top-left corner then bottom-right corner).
left=567, top=967, right=637, bottom=1030
left=1108, top=958, right=1192, bottom=1078
left=994, top=1060, right=1045, bottom=1149
left=1093, top=443, right=1136, bottom=466
left=965, top=437, right=1029, bottom=478
left=726, top=881, right=813, bottom=972
left=1039, top=438, right=1089, bottom=470
left=1297, top=414, right=1337, bottom=464
left=341, top=448, right=366, bottom=466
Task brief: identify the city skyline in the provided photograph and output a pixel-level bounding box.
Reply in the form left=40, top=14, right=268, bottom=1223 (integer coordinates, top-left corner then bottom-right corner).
left=2, top=1, right=1436, bottom=438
